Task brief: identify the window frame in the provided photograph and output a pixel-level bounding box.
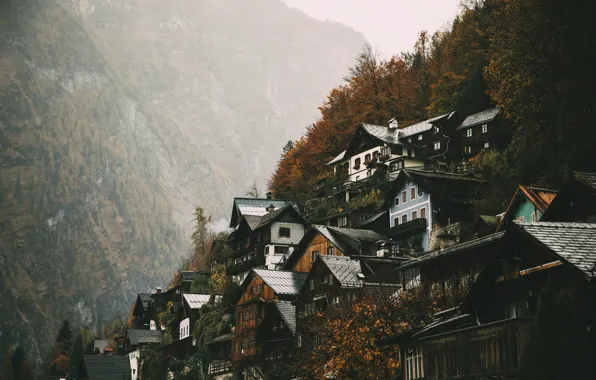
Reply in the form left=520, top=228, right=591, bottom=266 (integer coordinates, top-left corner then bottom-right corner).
left=420, top=207, right=426, bottom=219
left=410, top=187, right=416, bottom=201
left=395, top=197, right=400, bottom=206
left=402, top=190, right=407, bottom=204
left=311, top=250, right=319, bottom=262
left=402, top=214, right=408, bottom=224
left=412, top=210, right=418, bottom=220
left=466, top=128, right=473, bottom=137
left=434, top=141, right=441, bottom=150
left=394, top=217, right=400, bottom=226
left=482, top=124, right=488, bottom=133
left=279, top=227, right=291, bottom=238
left=327, top=246, right=334, bottom=255
left=484, top=142, right=490, bottom=149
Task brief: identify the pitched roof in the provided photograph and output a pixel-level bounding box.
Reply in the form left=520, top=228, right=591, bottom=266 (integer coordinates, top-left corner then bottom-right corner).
left=139, top=293, right=152, bottom=308
left=360, top=112, right=455, bottom=145
left=327, top=150, right=347, bottom=165
left=275, top=301, right=297, bottom=334
left=138, top=336, right=162, bottom=344
left=254, top=204, right=303, bottom=229
left=207, top=333, right=233, bottom=345
left=230, top=197, right=292, bottom=227
left=479, top=215, right=499, bottom=227
left=183, top=293, right=222, bottom=309
left=457, top=107, right=501, bottom=130
left=126, top=329, right=162, bottom=346
left=81, top=355, right=132, bottom=380
left=244, top=215, right=262, bottom=230
left=320, top=255, right=363, bottom=288
left=398, top=112, right=456, bottom=137
left=399, top=232, right=506, bottom=270
left=515, top=222, right=596, bottom=278
left=496, top=185, right=558, bottom=231
left=252, top=269, right=308, bottom=296
left=358, top=210, right=387, bottom=228
left=574, top=171, right=596, bottom=190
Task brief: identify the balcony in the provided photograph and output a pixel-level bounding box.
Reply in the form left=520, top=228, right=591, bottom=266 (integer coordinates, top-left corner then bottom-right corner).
left=386, top=218, right=427, bottom=239
left=208, top=360, right=233, bottom=375
left=415, top=317, right=532, bottom=380
left=226, top=253, right=265, bottom=275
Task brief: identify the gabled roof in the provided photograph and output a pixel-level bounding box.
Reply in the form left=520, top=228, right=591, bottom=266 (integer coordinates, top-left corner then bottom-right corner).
left=457, top=107, right=501, bottom=130
left=81, top=355, right=132, bottom=380
left=275, top=301, right=297, bottom=334
left=183, top=293, right=222, bottom=310
left=514, top=222, right=596, bottom=278
left=243, top=215, right=262, bottom=230
left=230, top=197, right=292, bottom=228
left=496, top=185, right=558, bottom=231
left=358, top=210, right=387, bottom=228
left=126, top=329, right=162, bottom=346
left=398, top=232, right=506, bottom=270
left=398, top=112, right=456, bottom=137
left=320, top=255, right=363, bottom=288
left=327, top=150, right=347, bottom=166
left=360, top=112, right=455, bottom=145
left=251, top=269, right=308, bottom=296
left=238, top=204, right=305, bottom=231
left=573, top=171, right=596, bottom=190
left=479, top=215, right=499, bottom=228
left=138, top=293, right=152, bottom=308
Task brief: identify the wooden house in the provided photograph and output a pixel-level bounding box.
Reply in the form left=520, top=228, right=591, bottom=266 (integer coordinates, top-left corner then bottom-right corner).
left=226, top=204, right=307, bottom=283
left=384, top=169, right=484, bottom=253
left=228, top=196, right=292, bottom=229
left=457, top=107, right=512, bottom=159
left=541, top=171, right=596, bottom=223
left=279, top=225, right=392, bottom=273
left=131, top=293, right=153, bottom=329
left=257, top=301, right=298, bottom=368
left=495, top=185, right=557, bottom=231
left=232, top=269, right=307, bottom=375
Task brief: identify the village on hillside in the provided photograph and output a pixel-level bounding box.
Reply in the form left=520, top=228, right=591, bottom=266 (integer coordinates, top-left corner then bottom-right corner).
left=63, top=107, right=596, bottom=380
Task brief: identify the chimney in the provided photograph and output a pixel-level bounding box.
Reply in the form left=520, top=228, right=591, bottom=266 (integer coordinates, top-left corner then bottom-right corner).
left=266, top=204, right=275, bottom=213
left=388, top=118, right=398, bottom=130
left=266, top=191, right=273, bottom=199
left=156, top=287, right=162, bottom=295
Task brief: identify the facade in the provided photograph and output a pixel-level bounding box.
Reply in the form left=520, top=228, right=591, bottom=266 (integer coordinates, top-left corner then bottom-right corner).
left=541, top=171, right=596, bottom=223
left=457, top=107, right=512, bottom=158
left=258, top=301, right=298, bottom=369
left=227, top=204, right=307, bottom=283
left=280, top=225, right=391, bottom=273
left=496, top=185, right=557, bottom=231
left=385, top=169, right=484, bottom=254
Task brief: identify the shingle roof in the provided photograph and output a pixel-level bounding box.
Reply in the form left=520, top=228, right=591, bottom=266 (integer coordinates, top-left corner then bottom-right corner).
left=126, top=329, right=162, bottom=346
left=358, top=211, right=387, bottom=227
left=399, top=169, right=484, bottom=203
left=327, top=150, right=347, bottom=165
left=275, top=301, right=297, bottom=334
left=361, top=112, right=455, bottom=145
left=254, top=204, right=302, bottom=229
left=81, top=355, right=132, bottom=380
left=183, top=293, right=222, bottom=309
left=457, top=107, right=501, bottom=130
left=138, top=336, right=162, bottom=344
left=320, top=255, right=363, bottom=288
left=252, top=269, right=308, bottom=296
left=515, top=222, right=596, bottom=277
left=574, top=172, right=596, bottom=190
left=327, top=226, right=389, bottom=243
left=399, top=232, right=506, bottom=270
left=398, top=112, right=455, bottom=137
left=230, top=197, right=292, bottom=227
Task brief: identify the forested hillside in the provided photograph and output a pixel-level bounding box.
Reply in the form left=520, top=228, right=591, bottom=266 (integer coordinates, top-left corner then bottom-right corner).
left=0, top=0, right=364, bottom=366
left=270, top=0, right=596, bottom=213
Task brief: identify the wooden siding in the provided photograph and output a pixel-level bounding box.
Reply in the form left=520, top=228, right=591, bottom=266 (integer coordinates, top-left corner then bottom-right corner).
left=292, top=233, right=345, bottom=273
left=270, top=221, right=305, bottom=245
left=238, top=275, right=277, bottom=305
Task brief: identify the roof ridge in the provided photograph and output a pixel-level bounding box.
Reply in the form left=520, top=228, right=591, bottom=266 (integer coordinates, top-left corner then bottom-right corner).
left=516, top=221, right=596, bottom=228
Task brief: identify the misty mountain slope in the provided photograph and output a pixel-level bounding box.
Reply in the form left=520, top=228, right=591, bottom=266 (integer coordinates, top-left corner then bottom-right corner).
left=0, top=0, right=364, bottom=362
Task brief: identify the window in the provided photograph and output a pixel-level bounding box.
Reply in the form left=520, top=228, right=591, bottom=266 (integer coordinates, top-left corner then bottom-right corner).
left=484, top=142, right=490, bottom=148
left=433, top=126, right=439, bottom=134
left=310, top=279, right=315, bottom=290
left=420, top=207, right=426, bottom=219
left=418, top=135, right=423, bottom=141
left=365, top=153, right=371, bottom=162
left=407, top=138, right=412, bottom=143
left=434, top=141, right=441, bottom=150
left=412, top=211, right=417, bottom=220
left=394, top=217, right=399, bottom=226
left=532, top=211, right=539, bottom=222
left=482, top=124, right=488, bottom=133
left=381, top=146, right=391, bottom=157
left=402, top=214, right=408, bottom=224
left=312, top=250, right=319, bottom=262
left=354, top=157, right=361, bottom=169
left=395, top=197, right=400, bottom=206
left=321, top=274, right=328, bottom=283
left=373, top=151, right=379, bottom=159
left=464, top=145, right=472, bottom=154
left=418, top=187, right=424, bottom=197
left=333, top=296, right=340, bottom=304
left=402, top=190, right=407, bottom=203
left=407, top=149, right=413, bottom=157
left=279, top=227, right=291, bottom=238
left=328, top=247, right=334, bottom=255
left=338, top=216, right=348, bottom=227
left=410, top=187, right=416, bottom=200
left=390, top=160, right=404, bottom=173
left=274, top=246, right=286, bottom=254
left=329, top=275, right=333, bottom=285
left=466, top=128, right=472, bottom=137
left=405, top=345, right=424, bottom=380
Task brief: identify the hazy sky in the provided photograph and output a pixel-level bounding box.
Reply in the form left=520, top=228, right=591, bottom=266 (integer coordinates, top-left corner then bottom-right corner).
left=283, top=0, right=462, bottom=58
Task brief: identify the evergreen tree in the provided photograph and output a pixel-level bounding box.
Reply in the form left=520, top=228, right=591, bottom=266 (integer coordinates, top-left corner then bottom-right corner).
left=518, top=280, right=592, bottom=380
left=54, top=320, right=74, bottom=357
left=281, top=140, right=294, bottom=156
left=69, top=334, right=84, bottom=374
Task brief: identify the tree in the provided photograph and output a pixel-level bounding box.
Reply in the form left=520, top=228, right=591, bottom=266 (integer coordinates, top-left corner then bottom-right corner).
left=190, top=205, right=212, bottom=270
left=245, top=180, right=261, bottom=198
left=69, top=334, right=84, bottom=374
left=281, top=140, right=294, bottom=156
left=2, top=346, right=35, bottom=380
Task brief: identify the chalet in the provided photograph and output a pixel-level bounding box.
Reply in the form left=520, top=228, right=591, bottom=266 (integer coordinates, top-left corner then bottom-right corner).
left=541, top=171, right=596, bottom=223
left=258, top=301, right=298, bottom=368
left=495, top=185, right=557, bottom=231
left=384, top=169, right=484, bottom=254
left=131, top=293, right=153, bottom=329
left=232, top=269, right=307, bottom=377
left=76, top=355, right=132, bottom=380
left=457, top=107, right=512, bottom=158
left=229, top=195, right=292, bottom=229
left=279, top=225, right=392, bottom=273
left=380, top=221, right=596, bottom=380
left=293, top=255, right=402, bottom=319
left=227, top=204, right=307, bottom=283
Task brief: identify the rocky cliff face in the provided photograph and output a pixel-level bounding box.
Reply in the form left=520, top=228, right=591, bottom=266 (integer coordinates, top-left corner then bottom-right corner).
left=0, top=0, right=364, bottom=363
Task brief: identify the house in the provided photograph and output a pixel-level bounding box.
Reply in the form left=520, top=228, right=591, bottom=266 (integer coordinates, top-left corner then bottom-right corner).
left=232, top=269, right=307, bottom=376
left=257, top=301, right=298, bottom=371
left=124, top=329, right=162, bottom=354
left=206, top=333, right=234, bottom=379
left=380, top=221, right=596, bottom=380
left=227, top=204, right=307, bottom=283
left=131, top=293, right=153, bottom=329
left=229, top=195, right=292, bottom=229
left=293, top=255, right=402, bottom=319
left=495, top=185, right=557, bottom=231
left=279, top=225, right=392, bottom=273
left=76, top=355, right=132, bottom=380
left=384, top=169, right=484, bottom=254
left=457, top=107, right=512, bottom=158
left=310, top=204, right=381, bottom=230
left=541, top=171, right=596, bottom=223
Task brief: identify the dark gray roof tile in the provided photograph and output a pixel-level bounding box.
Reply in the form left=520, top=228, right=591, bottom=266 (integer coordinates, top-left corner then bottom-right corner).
left=253, top=269, right=308, bottom=296
left=82, top=355, right=132, bottom=380
left=276, top=301, right=297, bottom=333
left=320, top=255, right=363, bottom=288
left=127, top=329, right=162, bottom=346
left=457, top=107, right=501, bottom=130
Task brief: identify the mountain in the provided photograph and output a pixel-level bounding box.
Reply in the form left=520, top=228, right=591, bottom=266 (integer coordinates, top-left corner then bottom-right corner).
left=0, top=0, right=365, bottom=363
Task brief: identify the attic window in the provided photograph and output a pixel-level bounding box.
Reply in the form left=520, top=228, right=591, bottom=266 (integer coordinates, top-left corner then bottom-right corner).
left=279, top=227, right=291, bottom=238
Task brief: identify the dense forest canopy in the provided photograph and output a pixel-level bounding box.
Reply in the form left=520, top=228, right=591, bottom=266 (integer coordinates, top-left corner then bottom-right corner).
left=269, top=0, right=596, bottom=213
